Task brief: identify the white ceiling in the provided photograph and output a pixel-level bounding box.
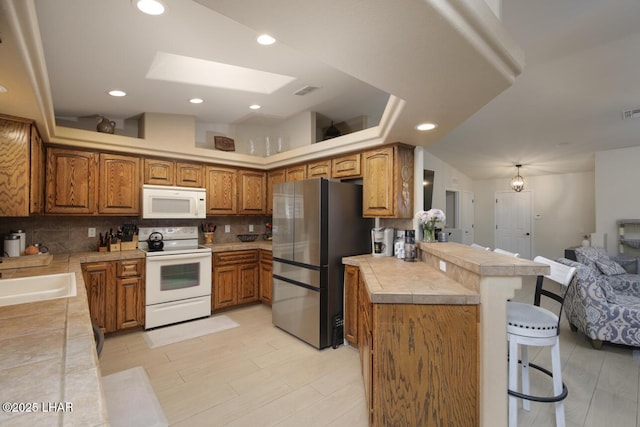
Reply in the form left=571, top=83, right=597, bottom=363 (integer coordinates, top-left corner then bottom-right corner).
left=429, top=0, right=640, bottom=180
left=3, top=1, right=638, bottom=181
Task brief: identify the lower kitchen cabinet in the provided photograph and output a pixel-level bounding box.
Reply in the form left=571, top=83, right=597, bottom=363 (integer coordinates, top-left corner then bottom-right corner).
left=259, top=250, right=273, bottom=305
left=82, top=259, right=145, bottom=333
left=343, top=264, right=359, bottom=346
left=212, top=250, right=260, bottom=311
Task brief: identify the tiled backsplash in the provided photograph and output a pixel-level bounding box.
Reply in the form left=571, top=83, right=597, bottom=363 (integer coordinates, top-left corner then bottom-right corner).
left=0, top=216, right=272, bottom=254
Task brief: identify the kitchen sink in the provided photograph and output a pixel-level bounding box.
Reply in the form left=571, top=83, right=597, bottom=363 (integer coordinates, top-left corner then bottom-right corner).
left=0, top=273, right=77, bottom=307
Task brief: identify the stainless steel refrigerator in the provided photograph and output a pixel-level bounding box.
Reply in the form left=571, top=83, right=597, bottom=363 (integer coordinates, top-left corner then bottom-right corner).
left=272, top=178, right=373, bottom=349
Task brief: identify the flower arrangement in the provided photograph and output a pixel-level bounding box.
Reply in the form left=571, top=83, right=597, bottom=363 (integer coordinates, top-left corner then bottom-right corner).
left=415, top=209, right=446, bottom=242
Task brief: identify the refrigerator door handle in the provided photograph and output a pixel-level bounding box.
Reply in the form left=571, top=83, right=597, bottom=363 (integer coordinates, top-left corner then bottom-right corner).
left=272, top=274, right=321, bottom=292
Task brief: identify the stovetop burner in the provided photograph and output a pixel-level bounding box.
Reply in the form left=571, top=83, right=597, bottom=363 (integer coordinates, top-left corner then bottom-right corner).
left=138, top=226, right=211, bottom=257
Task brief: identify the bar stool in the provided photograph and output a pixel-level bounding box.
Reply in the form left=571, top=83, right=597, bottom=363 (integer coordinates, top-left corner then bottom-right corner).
left=507, top=256, right=576, bottom=427
left=471, top=243, right=490, bottom=250
left=494, top=248, right=520, bottom=257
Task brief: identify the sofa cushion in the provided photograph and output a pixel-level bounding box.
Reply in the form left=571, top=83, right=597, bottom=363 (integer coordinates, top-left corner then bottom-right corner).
left=596, top=258, right=627, bottom=276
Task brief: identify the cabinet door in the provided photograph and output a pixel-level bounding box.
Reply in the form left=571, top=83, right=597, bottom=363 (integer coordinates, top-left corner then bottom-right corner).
left=285, top=165, right=307, bottom=182
left=307, top=159, right=331, bottom=178
left=213, top=265, right=237, bottom=309
left=46, top=147, right=98, bottom=214
left=205, top=166, right=237, bottom=215
left=267, top=169, right=285, bottom=214
left=332, top=153, right=361, bottom=178
left=238, top=170, right=266, bottom=215
left=344, top=265, right=359, bottom=346
left=358, top=275, right=374, bottom=424
left=99, top=153, right=140, bottom=215
left=259, top=251, right=273, bottom=305
left=116, top=276, right=145, bottom=330
left=82, top=262, right=115, bottom=333
left=362, top=147, right=395, bottom=217
left=144, top=158, right=175, bottom=185
left=0, top=117, right=31, bottom=216
left=238, top=263, right=259, bottom=304
left=29, top=124, right=45, bottom=215
left=176, top=162, right=204, bottom=188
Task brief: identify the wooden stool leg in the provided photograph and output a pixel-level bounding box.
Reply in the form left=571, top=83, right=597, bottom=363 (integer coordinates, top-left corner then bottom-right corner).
left=551, top=339, right=565, bottom=427
left=509, top=337, right=519, bottom=427
left=521, top=345, right=530, bottom=411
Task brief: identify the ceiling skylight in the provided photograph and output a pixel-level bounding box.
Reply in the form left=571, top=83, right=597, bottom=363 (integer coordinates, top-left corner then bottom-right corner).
left=146, top=52, right=296, bottom=94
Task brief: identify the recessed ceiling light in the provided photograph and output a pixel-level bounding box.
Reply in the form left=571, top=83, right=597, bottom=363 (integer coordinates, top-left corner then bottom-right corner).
left=257, top=34, right=276, bottom=46
left=108, top=90, right=127, bottom=97
left=0, top=85, right=8, bottom=93
left=249, top=104, right=261, bottom=110
left=416, top=122, right=437, bottom=131
left=189, top=98, right=204, bottom=104
left=135, top=0, right=166, bottom=15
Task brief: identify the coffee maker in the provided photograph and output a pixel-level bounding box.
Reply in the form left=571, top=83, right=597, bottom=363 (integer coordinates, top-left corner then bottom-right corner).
left=371, top=227, right=394, bottom=257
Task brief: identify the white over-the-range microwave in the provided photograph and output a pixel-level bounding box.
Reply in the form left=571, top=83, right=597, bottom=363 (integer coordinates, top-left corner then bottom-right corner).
left=142, top=185, right=206, bottom=219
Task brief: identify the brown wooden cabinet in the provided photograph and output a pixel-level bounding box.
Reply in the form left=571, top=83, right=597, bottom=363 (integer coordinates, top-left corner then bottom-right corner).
left=267, top=169, right=286, bottom=214
left=212, top=250, right=260, bottom=311
left=82, top=259, right=145, bottom=333
left=0, top=114, right=44, bottom=216
left=144, top=158, right=174, bottom=185
left=307, top=159, right=332, bottom=178
left=205, top=165, right=237, bottom=215
left=82, top=261, right=114, bottom=333
left=285, top=164, right=307, bottom=181
left=332, top=153, right=361, bottom=178
left=45, top=147, right=98, bottom=214
left=344, top=265, right=359, bottom=346
left=115, top=259, right=145, bottom=330
left=99, top=153, right=140, bottom=215
left=362, top=144, right=414, bottom=218
left=176, top=162, right=204, bottom=187
left=357, top=270, right=479, bottom=426
left=238, top=169, right=266, bottom=215
left=259, top=250, right=273, bottom=305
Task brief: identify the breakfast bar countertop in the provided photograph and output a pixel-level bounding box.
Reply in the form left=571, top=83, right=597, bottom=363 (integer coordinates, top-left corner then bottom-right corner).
left=342, top=254, right=481, bottom=305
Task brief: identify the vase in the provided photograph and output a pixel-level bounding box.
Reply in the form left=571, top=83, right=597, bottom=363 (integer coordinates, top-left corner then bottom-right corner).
left=423, top=225, right=435, bottom=243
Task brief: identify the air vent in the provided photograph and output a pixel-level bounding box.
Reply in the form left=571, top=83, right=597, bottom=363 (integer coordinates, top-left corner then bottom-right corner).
left=293, top=85, right=320, bottom=96
left=622, top=108, right=640, bottom=120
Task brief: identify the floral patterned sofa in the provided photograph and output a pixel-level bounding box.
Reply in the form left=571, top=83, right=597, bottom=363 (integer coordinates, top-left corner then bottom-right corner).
left=556, top=246, right=640, bottom=348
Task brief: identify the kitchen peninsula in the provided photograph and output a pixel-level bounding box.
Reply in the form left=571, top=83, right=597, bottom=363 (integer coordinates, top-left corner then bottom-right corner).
left=343, top=242, right=549, bottom=427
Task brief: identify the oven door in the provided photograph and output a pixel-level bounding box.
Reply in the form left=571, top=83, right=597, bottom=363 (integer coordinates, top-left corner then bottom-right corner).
left=145, top=252, right=212, bottom=305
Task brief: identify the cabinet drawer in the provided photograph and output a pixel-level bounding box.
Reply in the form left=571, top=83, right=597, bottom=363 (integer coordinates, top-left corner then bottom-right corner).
left=332, top=153, right=361, bottom=178
left=116, top=259, right=143, bottom=277
left=214, top=250, right=259, bottom=266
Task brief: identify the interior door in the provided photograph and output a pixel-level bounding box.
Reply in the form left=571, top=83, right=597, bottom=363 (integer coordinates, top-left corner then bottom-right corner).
left=495, top=190, right=533, bottom=259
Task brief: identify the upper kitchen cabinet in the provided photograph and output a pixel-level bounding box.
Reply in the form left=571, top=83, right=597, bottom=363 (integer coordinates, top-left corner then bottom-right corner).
left=332, top=153, right=361, bottom=179
left=307, top=159, right=332, bottom=179
left=99, top=153, right=140, bottom=215
left=205, top=165, right=237, bottom=215
left=362, top=144, right=414, bottom=218
left=0, top=114, right=44, bottom=216
left=238, top=170, right=266, bottom=215
left=45, top=147, right=98, bottom=214
left=285, top=164, right=307, bottom=182
left=144, top=158, right=174, bottom=186
left=176, top=162, right=204, bottom=188
left=267, top=169, right=285, bottom=214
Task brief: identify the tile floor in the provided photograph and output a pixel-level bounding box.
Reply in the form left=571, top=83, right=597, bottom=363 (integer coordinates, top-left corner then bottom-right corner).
left=99, top=281, right=640, bottom=426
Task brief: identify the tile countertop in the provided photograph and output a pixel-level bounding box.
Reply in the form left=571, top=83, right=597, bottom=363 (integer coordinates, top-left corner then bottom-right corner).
left=0, top=250, right=145, bottom=426
left=203, top=241, right=272, bottom=252
left=343, top=242, right=549, bottom=305
left=343, top=254, right=481, bottom=305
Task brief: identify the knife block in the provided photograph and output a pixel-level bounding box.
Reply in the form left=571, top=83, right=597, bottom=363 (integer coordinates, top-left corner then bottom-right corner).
left=120, top=235, right=138, bottom=251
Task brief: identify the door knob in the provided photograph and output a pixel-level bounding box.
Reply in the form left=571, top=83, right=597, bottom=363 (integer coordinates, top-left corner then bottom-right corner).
left=525, top=232, right=530, bottom=236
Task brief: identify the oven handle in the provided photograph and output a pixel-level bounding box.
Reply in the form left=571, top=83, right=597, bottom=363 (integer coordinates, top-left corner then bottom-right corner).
left=146, top=253, right=211, bottom=262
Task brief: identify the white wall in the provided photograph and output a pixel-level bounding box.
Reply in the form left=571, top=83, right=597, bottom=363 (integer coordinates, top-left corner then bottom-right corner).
left=422, top=150, right=474, bottom=210
left=473, top=171, right=595, bottom=259
left=595, top=146, right=640, bottom=255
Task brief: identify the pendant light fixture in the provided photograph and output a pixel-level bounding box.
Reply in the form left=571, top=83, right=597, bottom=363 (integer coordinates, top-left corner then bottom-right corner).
left=510, top=164, right=526, bottom=192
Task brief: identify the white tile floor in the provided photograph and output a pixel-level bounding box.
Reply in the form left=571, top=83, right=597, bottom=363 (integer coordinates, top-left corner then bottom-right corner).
left=100, top=281, right=640, bottom=426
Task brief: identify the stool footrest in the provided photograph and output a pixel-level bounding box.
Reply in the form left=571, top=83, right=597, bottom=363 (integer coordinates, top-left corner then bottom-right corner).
left=508, top=361, right=568, bottom=403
